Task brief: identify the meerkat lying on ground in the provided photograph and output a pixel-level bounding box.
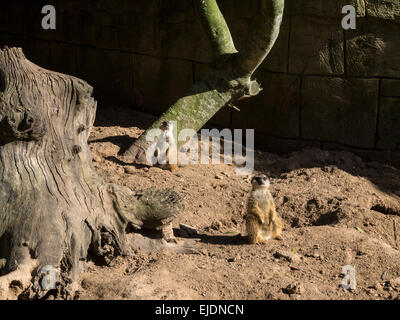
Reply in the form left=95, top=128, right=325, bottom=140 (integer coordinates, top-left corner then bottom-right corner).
left=245, top=174, right=283, bottom=244
left=154, top=121, right=178, bottom=172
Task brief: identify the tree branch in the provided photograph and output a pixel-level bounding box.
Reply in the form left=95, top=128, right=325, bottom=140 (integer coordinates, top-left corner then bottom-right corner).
left=196, top=0, right=237, bottom=61
left=235, top=0, right=284, bottom=77
left=123, top=0, right=285, bottom=163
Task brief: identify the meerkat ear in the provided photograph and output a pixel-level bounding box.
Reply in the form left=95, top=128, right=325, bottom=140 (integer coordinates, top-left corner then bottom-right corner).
left=247, top=174, right=255, bottom=183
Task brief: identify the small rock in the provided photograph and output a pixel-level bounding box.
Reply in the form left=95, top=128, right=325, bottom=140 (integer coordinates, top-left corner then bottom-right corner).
left=370, top=283, right=383, bottom=291
left=260, top=272, right=268, bottom=280
left=383, top=281, right=392, bottom=291
left=356, top=250, right=368, bottom=256
left=273, top=250, right=300, bottom=264
left=389, top=277, right=400, bottom=290
left=305, top=252, right=320, bottom=259
left=124, top=166, right=136, bottom=174
left=143, top=167, right=149, bottom=172
left=179, top=223, right=198, bottom=236
left=211, top=220, right=222, bottom=231
left=282, top=282, right=304, bottom=295
left=215, top=175, right=223, bottom=180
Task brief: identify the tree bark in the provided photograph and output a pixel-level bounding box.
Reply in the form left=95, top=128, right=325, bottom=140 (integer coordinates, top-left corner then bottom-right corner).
left=123, top=0, right=285, bottom=164
left=0, top=47, right=182, bottom=299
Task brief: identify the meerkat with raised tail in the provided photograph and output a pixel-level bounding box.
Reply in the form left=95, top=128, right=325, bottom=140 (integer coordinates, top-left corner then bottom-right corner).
left=154, top=121, right=178, bottom=172
left=245, top=174, right=283, bottom=244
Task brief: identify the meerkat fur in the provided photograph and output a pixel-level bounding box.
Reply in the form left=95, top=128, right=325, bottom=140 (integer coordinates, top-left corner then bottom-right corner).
left=246, top=174, right=283, bottom=244
left=154, top=121, right=178, bottom=172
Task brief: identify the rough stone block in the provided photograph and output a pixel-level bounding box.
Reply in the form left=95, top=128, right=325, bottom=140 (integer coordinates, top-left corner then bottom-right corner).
left=382, top=79, right=400, bottom=97
left=347, top=20, right=400, bottom=77
left=391, top=151, right=400, bottom=168
left=193, top=63, right=210, bottom=82
left=322, top=142, right=392, bottom=162
left=301, top=77, right=379, bottom=148
left=232, top=71, right=301, bottom=139
left=158, top=17, right=212, bottom=63
left=288, top=0, right=366, bottom=18
left=48, top=42, right=78, bottom=77
left=154, top=0, right=214, bottom=62
left=377, top=98, right=400, bottom=149
left=219, top=0, right=260, bottom=19
left=0, top=2, right=40, bottom=36
left=289, top=15, right=344, bottom=75
left=226, top=19, right=253, bottom=53
left=1, top=34, right=52, bottom=70
left=206, top=107, right=232, bottom=128
left=257, top=134, right=321, bottom=154
left=260, top=18, right=290, bottom=73
left=133, top=55, right=193, bottom=115
left=77, top=47, right=134, bottom=107
left=71, top=1, right=159, bottom=54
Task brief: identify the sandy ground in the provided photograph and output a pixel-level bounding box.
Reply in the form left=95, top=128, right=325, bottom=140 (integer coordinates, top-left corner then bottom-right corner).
left=77, top=106, right=400, bottom=300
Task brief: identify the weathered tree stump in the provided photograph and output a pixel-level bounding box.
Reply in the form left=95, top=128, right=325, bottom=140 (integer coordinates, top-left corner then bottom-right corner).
left=0, top=47, right=182, bottom=299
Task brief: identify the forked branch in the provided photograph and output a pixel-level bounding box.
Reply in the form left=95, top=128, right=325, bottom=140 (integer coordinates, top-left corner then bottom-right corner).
left=123, top=0, right=285, bottom=163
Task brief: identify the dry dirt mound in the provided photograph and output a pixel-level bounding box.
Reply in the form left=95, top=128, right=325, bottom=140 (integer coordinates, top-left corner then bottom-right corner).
left=77, top=107, right=400, bottom=300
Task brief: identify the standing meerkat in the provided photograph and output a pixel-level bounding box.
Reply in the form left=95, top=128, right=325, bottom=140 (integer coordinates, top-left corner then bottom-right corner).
left=154, top=121, right=178, bottom=172
left=245, top=174, right=283, bottom=244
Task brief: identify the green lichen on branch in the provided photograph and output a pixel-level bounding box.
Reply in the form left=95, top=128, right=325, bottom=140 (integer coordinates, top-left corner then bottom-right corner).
left=196, top=0, right=237, bottom=60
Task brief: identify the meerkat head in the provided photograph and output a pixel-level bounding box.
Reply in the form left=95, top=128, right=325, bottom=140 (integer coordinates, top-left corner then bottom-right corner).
left=159, top=121, right=173, bottom=132
left=251, top=174, right=270, bottom=190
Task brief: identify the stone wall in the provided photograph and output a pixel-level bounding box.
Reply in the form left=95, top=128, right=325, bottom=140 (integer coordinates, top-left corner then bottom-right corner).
left=0, top=0, right=399, bottom=160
